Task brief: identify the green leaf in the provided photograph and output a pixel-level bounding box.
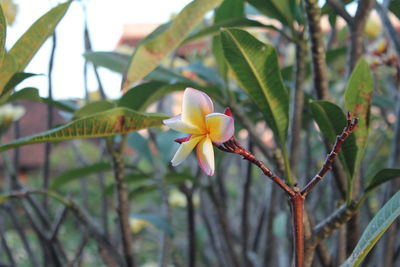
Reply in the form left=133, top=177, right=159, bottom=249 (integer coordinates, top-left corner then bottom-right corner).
left=341, top=191, right=400, bottom=267
left=131, top=213, right=174, bottom=236
left=221, top=28, right=289, bottom=146
left=212, top=0, right=244, bottom=80
left=185, top=18, right=269, bottom=41
left=73, top=100, right=115, bottom=119
left=123, top=0, right=223, bottom=87
left=83, top=51, right=129, bottom=73
left=5, top=87, right=76, bottom=113
left=119, top=81, right=224, bottom=113
left=344, top=58, right=373, bottom=174
left=0, top=107, right=168, bottom=152
left=5, top=87, right=41, bottom=103
left=0, top=1, right=72, bottom=91
left=0, top=4, right=6, bottom=67
left=365, top=169, right=400, bottom=194
left=390, top=0, right=400, bottom=19
left=118, top=81, right=171, bottom=111
left=247, top=0, right=293, bottom=25
left=309, top=101, right=357, bottom=177
left=51, top=162, right=112, bottom=189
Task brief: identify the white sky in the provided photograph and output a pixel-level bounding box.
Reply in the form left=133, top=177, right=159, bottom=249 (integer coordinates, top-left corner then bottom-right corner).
left=7, top=0, right=191, bottom=99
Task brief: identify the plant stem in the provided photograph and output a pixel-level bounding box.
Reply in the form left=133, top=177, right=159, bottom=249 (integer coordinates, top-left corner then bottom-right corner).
left=107, top=135, right=135, bottom=267
left=290, top=189, right=305, bottom=267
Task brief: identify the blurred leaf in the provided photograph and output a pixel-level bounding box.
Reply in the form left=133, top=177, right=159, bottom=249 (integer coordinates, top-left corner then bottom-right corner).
left=184, top=61, right=223, bottom=86
left=131, top=213, right=174, bottom=236
left=321, top=0, right=354, bottom=15
left=344, top=58, right=373, bottom=174
left=365, top=169, right=400, bottom=194
left=6, top=87, right=40, bottom=102
left=0, top=4, right=6, bottom=67
left=5, top=87, right=76, bottom=113
left=309, top=101, right=357, bottom=176
left=165, top=172, right=196, bottom=184
left=221, top=28, right=289, bottom=146
left=0, top=108, right=168, bottom=152
left=41, top=98, right=76, bottom=113
left=127, top=132, right=153, bottom=163
left=51, top=162, right=112, bottom=189
left=0, top=1, right=72, bottom=91
left=83, top=51, right=129, bottom=73
left=247, top=0, right=293, bottom=25
left=185, top=18, right=266, bottom=42
left=212, top=0, right=244, bottom=80
left=0, top=72, right=38, bottom=102
left=119, top=81, right=166, bottom=111
left=341, top=191, right=400, bottom=267
left=326, top=47, right=347, bottom=63
left=124, top=0, right=223, bottom=87
left=73, top=100, right=114, bottom=119
left=106, top=174, right=151, bottom=195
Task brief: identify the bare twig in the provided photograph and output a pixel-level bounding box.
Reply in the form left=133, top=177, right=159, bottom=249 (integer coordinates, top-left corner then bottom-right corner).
left=301, top=113, right=358, bottom=196
left=304, top=0, right=329, bottom=100
left=241, top=140, right=253, bottom=266
left=290, top=39, right=307, bottom=176
left=43, top=33, right=57, bottom=209
left=107, top=135, right=135, bottom=267
left=218, top=138, right=294, bottom=196
left=326, top=0, right=353, bottom=25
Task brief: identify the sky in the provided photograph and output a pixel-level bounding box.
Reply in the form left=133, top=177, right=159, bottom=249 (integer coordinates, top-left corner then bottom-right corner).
left=7, top=0, right=192, bottom=99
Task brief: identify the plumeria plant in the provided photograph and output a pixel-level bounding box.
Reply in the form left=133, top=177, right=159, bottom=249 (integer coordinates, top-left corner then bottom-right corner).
left=0, top=0, right=400, bottom=267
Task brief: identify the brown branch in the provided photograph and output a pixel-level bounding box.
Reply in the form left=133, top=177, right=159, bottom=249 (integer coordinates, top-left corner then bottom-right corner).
left=107, top=135, right=135, bottom=267
left=304, top=0, right=329, bottom=100
left=326, top=0, right=353, bottom=25
left=218, top=138, right=294, bottom=197
left=290, top=39, right=307, bottom=177
left=301, top=113, right=358, bottom=196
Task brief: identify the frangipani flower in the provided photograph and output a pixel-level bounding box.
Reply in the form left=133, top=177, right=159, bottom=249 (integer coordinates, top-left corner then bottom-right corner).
left=163, top=88, right=234, bottom=176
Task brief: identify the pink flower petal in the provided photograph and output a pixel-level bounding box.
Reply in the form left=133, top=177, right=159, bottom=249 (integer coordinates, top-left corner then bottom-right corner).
left=181, top=88, right=214, bottom=131
left=171, top=136, right=203, bottom=167
left=196, top=137, right=215, bottom=176
left=174, top=135, right=192, bottom=144
left=163, top=115, right=204, bottom=134
left=224, top=107, right=232, bottom=117
left=205, top=113, right=234, bottom=145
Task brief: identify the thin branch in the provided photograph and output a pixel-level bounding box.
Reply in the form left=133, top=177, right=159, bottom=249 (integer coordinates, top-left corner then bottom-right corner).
left=43, top=32, right=57, bottom=209
left=326, top=0, right=353, bottom=25
left=309, top=202, right=357, bottom=245
left=301, top=113, right=358, bottom=196
left=289, top=39, right=307, bottom=177
left=3, top=204, right=40, bottom=267
left=241, top=140, right=253, bottom=266
left=107, top=136, right=135, bottom=267
left=0, top=215, right=16, bottom=266
left=304, top=0, right=329, bottom=100
left=218, top=138, right=294, bottom=197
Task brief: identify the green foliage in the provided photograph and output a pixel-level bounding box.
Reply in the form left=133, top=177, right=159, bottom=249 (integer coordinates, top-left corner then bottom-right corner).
left=51, top=162, right=112, bottom=189
left=364, top=168, right=400, bottom=194
left=247, top=0, right=294, bottom=26
left=0, top=4, right=6, bottom=67
left=124, top=0, right=223, bottom=87
left=221, top=28, right=289, bottom=146
left=73, top=100, right=115, bottom=119
left=309, top=101, right=357, bottom=177
left=83, top=51, right=129, bottom=74
left=344, top=58, right=373, bottom=174
left=0, top=108, right=168, bottom=152
left=0, top=1, right=72, bottom=92
left=341, top=191, right=400, bottom=267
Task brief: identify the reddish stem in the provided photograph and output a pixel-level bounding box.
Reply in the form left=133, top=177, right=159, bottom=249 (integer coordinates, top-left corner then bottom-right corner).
left=301, top=112, right=358, bottom=196
left=291, top=190, right=304, bottom=267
